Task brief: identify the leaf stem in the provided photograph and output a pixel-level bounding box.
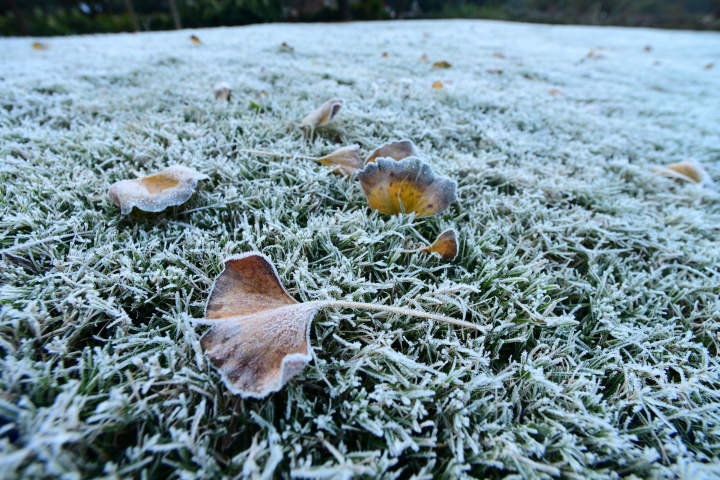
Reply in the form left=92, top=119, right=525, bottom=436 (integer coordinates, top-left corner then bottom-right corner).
left=319, top=300, right=487, bottom=332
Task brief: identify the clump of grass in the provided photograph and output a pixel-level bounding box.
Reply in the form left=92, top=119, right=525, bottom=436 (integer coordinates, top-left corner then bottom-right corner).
left=1, top=20, right=720, bottom=478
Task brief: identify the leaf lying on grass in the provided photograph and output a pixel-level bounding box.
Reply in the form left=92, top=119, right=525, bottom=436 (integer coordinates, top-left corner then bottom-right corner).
left=366, top=140, right=419, bottom=164
left=241, top=146, right=362, bottom=177
left=199, top=253, right=483, bottom=398
left=213, top=82, right=232, bottom=101
left=652, top=161, right=711, bottom=184
left=300, top=99, right=343, bottom=129
left=433, top=61, right=452, bottom=68
left=358, top=157, right=456, bottom=217
left=432, top=80, right=444, bottom=89
left=404, top=229, right=458, bottom=260
left=32, top=42, right=49, bottom=50
left=108, top=165, right=208, bottom=215
left=190, top=35, right=201, bottom=45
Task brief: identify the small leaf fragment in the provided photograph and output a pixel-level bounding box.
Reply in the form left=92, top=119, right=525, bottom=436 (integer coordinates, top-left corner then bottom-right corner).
left=549, top=88, right=562, bottom=96
left=358, top=157, right=456, bottom=217
left=280, top=41, right=294, bottom=52
left=213, top=81, right=232, bottom=101
left=705, top=63, right=714, bottom=71
left=366, top=140, right=419, bottom=164
left=433, top=60, right=452, bottom=68
left=432, top=80, right=444, bottom=89
left=422, top=229, right=458, bottom=260
left=190, top=34, right=201, bottom=45
left=493, top=52, right=505, bottom=59
left=300, top=98, right=343, bottom=129
left=653, top=161, right=710, bottom=184
left=382, top=52, right=389, bottom=58
left=420, top=53, right=428, bottom=62
left=32, top=42, right=49, bottom=50
left=109, top=165, right=208, bottom=215
left=318, top=145, right=363, bottom=176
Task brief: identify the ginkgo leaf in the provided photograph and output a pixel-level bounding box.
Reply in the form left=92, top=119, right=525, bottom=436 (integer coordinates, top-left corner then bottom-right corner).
left=366, top=140, right=419, bottom=164
left=423, top=229, right=458, bottom=259
left=109, top=165, right=208, bottom=215
left=32, top=42, right=49, bottom=50
left=190, top=34, right=201, bottom=45
left=358, top=157, right=456, bottom=217
left=318, top=145, right=363, bottom=176
left=652, top=161, right=711, bottom=184
left=300, top=99, right=343, bottom=129
left=213, top=82, right=232, bottom=101
left=200, top=253, right=483, bottom=398
left=433, top=60, right=452, bottom=68
left=432, top=80, right=444, bottom=89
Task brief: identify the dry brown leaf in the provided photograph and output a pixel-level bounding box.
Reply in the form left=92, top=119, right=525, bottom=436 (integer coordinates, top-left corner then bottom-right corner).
left=644, top=45, right=652, bottom=52
left=318, top=145, right=363, bottom=177
left=200, top=253, right=483, bottom=397
left=280, top=41, right=294, bottom=52
left=652, top=161, right=710, bottom=184
left=366, top=140, right=419, bottom=164
left=109, top=165, right=208, bottom=215
left=300, top=99, right=343, bottom=129
left=423, top=229, right=458, bottom=259
left=432, top=80, right=444, bottom=89
left=382, top=52, right=389, bottom=58
left=493, top=52, right=505, bottom=59
left=213, top=82, right=232, bottom=101
left=32, top=42, right=49, bottom=50
left=190, top=35, right=201, bottom=45
left=705, top=63, right=714, bottom=71
left=549, top=88, right=563, bottom=96
left=433, top=60, right=452, bottom=68
left=358, top=157, right=456, bottom=217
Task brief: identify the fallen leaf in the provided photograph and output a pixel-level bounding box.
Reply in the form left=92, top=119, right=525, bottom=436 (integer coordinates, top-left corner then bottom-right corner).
left=382, top=52, right=389, bottom=58
left=493, top=52, right=505, bottom=59
left=423, top=229, right=458, bottom=259
left=318, top=145, right=363, bottom=176
left=644, top=45, right=652, bottom=52
left=280, top=41, right=294, bottom=52
left=549, top=88, right=562, bottom=96
left=190, top=34, right=201, bottom=45
left=420, top=53, right=428, bottom=62
left=432, top=80, right=444, bottom=89
left=366, top=140, right=419, bottom=164
left=358, top=157, right=456, bottom=217
left=109, top=165, right=208, bottom=215
left=32, top=42, right=49, bottom=50
left=705, top=63, right=714, bottom=71
left=213, top=81, right=232, bottom=101
left=652, top=161, right=710, bottom=184
left=200, top=252, right=482, bottom=397
left=587, top=49, right=595, bottom=58
left=433, top=60, right=452, bottom=68
left=300, top=98, right=343, bottom=129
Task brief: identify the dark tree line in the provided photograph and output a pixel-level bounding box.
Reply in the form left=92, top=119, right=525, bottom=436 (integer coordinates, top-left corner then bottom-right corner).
left=3, top=0, right=719, bottom=36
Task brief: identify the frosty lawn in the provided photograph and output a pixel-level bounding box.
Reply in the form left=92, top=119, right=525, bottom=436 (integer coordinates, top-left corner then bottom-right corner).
left=1, top=19, right=720, bottom=478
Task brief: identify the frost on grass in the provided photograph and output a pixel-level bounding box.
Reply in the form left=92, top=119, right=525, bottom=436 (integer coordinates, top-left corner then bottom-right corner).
left=1, top=20, right=720, bottom=479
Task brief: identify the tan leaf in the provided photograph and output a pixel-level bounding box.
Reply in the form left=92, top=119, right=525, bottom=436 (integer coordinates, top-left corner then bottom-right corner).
left=358, top=157, right=456, bottom=217
left=432, top=80, right=444, bottom=89
left=420, top=53, right=428, bottom=62
left=433, top=60, right=452, bottom=68
left=644, top=45, right=652, bottom=52
left=213, top=82, right=232, bottom=101
left=705, top=63, right=714, bottom=71
left=493, top=52, right=505, bottom=59
left=652, top=161, right=710, bottom=184
left=300, top=99, right=343, bottom=129
left=280, top=41, right=294, bottom=52
left=423, top=229, right=458, bottom=260
left=366, top=140, right=419, bottom=164
left=190, top=35, right=201, bottom=45
left=318, top=145, right=363, bottom=176
left=200, top=253, right=483, bottom=397
left=382, top=52, right=389, bottom=58
left=109, top=165, right=208, bottom=215
left=32, top=42, right=49, bottom=50
left=549, top=88, right=562, bottom=96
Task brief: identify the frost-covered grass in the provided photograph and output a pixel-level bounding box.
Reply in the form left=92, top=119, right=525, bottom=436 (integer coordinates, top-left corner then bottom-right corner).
left=1, top=19, right=720, bottom=479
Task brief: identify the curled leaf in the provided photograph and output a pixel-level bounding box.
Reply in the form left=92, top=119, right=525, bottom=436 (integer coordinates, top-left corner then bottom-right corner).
left=366, top=140, right=419, bottom=164
left=433, top=60, right=452, bottom=68
left=652, top=161, right=710, bottom=184
left=190, top=34, right=201, bottom=45
left=109, top=165, right=208, bottom=215
left=358, top=157, right=456, bottom=217
left=32, top=42, right=49, bottom=50
left=432, top=80, right=444, bottom=89
left=200, top=253, right=482, bottom=398
left=423, top=229, right=458, bottom=259
left=213, top=81, right=232, bottom=101
left=318, top=145, right=363, bottom=176
left=300, top=99, right=343, bottom=129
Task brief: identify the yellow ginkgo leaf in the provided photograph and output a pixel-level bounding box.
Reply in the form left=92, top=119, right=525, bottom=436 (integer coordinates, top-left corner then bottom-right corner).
left=433, top=60, right=452, bottom=68
left=213, top=81, right=232, bottom=101
left=432, top=80, right=444, bottom=89
left=300, top=98, right=343, bottom=129
left=190, top=34, right=201, bottom=45
left=109, top=165, right=208, bottom=215
left=199, top=253, right=482, bottom=398
left=358, top=157, right=456, bottom=217
left=32, top=42, right=49, bottom=50
left=366, top=140, right=419, bottom=164
left=652, top=161, right=711, bottom=184
left=318, top=145, right=363, bottom=176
